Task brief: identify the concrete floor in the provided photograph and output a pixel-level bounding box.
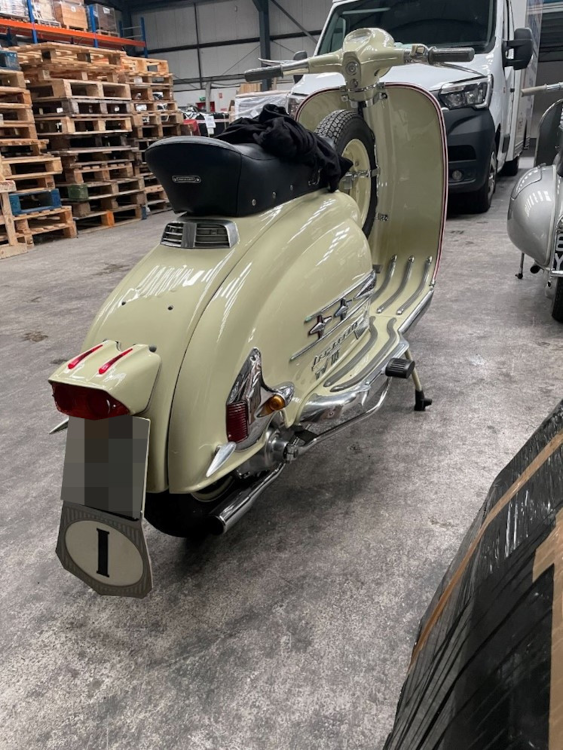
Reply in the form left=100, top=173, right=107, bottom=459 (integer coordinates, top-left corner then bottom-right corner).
left=1, top=168, right=562, bottom=750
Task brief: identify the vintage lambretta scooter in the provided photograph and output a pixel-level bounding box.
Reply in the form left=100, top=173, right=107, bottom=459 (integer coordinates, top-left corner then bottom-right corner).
left=508, top=82, right=563, bottom=322
left=48, top=29, right=474, bottom=598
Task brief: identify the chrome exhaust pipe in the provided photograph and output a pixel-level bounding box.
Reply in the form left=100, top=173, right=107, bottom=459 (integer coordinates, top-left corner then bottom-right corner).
left=208, top=464, right=286, bottom=535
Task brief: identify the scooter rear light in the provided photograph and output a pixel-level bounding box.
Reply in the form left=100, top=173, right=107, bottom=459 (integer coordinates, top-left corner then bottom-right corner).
left=52, top=383, right=130, bottom=421
left=98, top=348, right=134, bottom=375
left=226, top=401, right=249, bottom=443
left=66, top=344, right=104, bottom=370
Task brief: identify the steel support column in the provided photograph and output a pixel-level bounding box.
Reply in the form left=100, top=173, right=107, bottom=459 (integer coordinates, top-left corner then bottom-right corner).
left=252, top=0, right=271, bottom=91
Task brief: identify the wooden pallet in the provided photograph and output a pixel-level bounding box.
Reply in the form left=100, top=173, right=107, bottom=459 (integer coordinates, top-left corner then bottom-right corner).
left=0, top=69, right=26, bottom=88
left=124, top=57, right=169, bottom=75
left=62, top=161, right=135, bottom=184
left=28, top=78, right=131, bottom=100
left=0, top=86, right=32, bottom=106
left=0, top=121, right=38, bottom=139
left=0, top=153, right=62, bottom=179
left=35, top=115, right=133, bottom=135
left=0, top=138, right=48, bottom=158
left=74, top=203, right=146, bottom=232
left=0, top=178, right=29, bottom=259
left=61, top=176, right=144, bottom=201
left=13, top=43, right=126, bottom=69
left=9, top=187, right=61, bottom=215
left=145, top=186, right=170, bottom=213
left=69, top=189, right=146, bottom=218
left=20, top=64, right=127, bottom=84
left=24, top=206, right=77, bottom=241
left=33, top=97, right=133, bottom=117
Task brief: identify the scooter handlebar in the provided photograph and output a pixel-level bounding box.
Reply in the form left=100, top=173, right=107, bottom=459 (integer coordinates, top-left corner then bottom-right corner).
left=245, top=65, right=284, bottom=82
left=427, top=47, right=475, bottom=65
left=521, top=82, right=563, bottom=97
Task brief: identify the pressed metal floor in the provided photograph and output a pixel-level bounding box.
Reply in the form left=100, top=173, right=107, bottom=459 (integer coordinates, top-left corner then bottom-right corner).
left=1, top=164, right=561, bottom=750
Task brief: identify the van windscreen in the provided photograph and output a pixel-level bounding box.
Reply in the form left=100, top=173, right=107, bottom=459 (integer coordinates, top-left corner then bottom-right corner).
left=318, top=0, right=496, bottom=55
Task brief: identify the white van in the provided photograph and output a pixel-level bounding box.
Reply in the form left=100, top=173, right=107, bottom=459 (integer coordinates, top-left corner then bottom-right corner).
left=284, top=0, right=542, bottom=212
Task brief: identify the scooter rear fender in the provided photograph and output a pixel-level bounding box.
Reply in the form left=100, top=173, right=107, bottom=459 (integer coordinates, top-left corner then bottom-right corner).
left=508, top=165, right=562, bottom=268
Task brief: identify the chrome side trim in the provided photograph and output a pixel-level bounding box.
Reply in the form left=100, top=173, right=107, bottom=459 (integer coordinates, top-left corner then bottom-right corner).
left=371, top=255, right=397, bottom=302
left=50, top=418, right=69, bottom=435
left=398, top=290, right=434, bottom=334
left=304, top=270, right=376, bottom=322
left=330, top=318, right=403, bottom=393
left=206, top=442, right=237, bottom=479
left=290, top=300, right=369, bottom=362
left=298, top=380, right=392, bottom=454
left=377, top=256, right=415, bottom=314
left=396, top=256, right=433, bottom=315
left=323, top=317, right=378, bottom=388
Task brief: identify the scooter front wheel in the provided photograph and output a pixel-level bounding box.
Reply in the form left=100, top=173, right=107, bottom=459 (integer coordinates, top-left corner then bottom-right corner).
left=316, top=110, right=377, bottom=236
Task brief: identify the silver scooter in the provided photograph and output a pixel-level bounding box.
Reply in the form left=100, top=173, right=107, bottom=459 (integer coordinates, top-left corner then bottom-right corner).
left=508, top=82, right=563, bottom=322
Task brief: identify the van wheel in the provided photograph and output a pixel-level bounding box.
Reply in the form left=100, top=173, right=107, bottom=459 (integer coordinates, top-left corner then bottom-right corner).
left=316, top=110, right=377, bottom=236
left=552, top=278, right=563, bottom=323
left=502, top=155, right=520, bottom=177
left=466, top=146, right=497, bottom=214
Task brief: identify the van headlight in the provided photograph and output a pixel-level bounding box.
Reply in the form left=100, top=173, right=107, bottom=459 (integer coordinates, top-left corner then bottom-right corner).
left=287, top=93, right=306, bottom=119
left=438, top=76, right=493, bottom=110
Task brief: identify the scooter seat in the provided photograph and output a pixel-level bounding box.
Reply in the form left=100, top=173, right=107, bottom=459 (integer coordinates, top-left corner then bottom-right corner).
left=145, top=136, right=329, bottom=217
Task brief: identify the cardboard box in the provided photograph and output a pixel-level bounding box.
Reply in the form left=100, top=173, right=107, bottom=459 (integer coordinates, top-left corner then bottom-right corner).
left=32, top=0, right=56, bottom=23
left=52, top=0, right=87, bottom=30
left=0, top=0, right=28, bottom=18
left=89, top=2, right=117, bottom=34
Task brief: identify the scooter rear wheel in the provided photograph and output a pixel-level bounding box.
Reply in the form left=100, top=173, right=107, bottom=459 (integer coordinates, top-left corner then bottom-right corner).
left=316, top=110, right=377, bottom=236
left=144, top=479, right=238, bottom=538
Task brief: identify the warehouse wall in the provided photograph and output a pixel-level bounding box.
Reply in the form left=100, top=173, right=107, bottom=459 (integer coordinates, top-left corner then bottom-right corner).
left=132, top=0, right=332, bottom=109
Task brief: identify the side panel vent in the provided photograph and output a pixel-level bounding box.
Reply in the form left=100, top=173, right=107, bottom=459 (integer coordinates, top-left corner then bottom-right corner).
left=194, top=222, right=231, bottom=249
left=161, top=222, right=185, bottom=248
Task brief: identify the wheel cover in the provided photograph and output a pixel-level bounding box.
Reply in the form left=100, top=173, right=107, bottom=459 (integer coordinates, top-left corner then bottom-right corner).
left=341, top=138, right=372, bottom=226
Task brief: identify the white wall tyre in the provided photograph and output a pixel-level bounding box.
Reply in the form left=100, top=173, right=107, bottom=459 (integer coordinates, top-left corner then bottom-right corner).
left=316, top=110, right=377, bottom=236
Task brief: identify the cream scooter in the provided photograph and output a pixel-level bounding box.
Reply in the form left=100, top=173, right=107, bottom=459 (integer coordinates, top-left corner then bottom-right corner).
left=49, top=29, right=474, bottom=597
left=508, top=82, right=563, bottom=322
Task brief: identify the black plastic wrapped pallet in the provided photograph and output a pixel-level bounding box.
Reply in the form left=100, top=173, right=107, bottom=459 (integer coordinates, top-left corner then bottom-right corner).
left=385, top=400, right=563, bottom=750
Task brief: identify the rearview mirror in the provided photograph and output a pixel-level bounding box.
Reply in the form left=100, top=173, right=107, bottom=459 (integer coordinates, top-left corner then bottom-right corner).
left=293, top=50, right=308, bottom=83
left=503, top=28, right=534, bottom=71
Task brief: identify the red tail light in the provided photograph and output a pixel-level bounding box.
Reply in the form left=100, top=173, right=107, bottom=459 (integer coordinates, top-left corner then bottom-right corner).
left=226, top=402, right=249, bottom=443
left=52, top=383, right=129, bottom=421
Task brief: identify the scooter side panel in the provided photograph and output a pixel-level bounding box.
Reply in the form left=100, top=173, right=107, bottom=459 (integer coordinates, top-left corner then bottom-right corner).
left=167, top=192, right=371, bottom=493
left=77, top=204, right=298, bottom=493
left=508, top=165, right=559, bottom=267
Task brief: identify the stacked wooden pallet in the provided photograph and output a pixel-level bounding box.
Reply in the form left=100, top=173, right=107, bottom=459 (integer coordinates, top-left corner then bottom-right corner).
left=14, top=42, right=147, bottom=232
left=0, top=57, right=75, bottom=259
left=123, top=56, right=184, bottom=214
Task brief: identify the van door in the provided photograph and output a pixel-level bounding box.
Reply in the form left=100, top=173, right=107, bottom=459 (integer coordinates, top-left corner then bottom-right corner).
left=501, top=0, right=516, bottom=165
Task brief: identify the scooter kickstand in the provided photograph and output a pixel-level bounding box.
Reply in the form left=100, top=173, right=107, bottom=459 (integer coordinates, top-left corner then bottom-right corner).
left=405, top=350, right=433, bottom=412
left=516, top=252, right=525, bottom=280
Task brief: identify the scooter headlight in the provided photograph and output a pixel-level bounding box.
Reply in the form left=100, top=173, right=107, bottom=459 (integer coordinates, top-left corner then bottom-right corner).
left=438, top=76, right=493, bottom=110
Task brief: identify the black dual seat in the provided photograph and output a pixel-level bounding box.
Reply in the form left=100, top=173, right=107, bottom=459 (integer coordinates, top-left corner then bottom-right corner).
left=145, top=136, right=328, bottom=217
